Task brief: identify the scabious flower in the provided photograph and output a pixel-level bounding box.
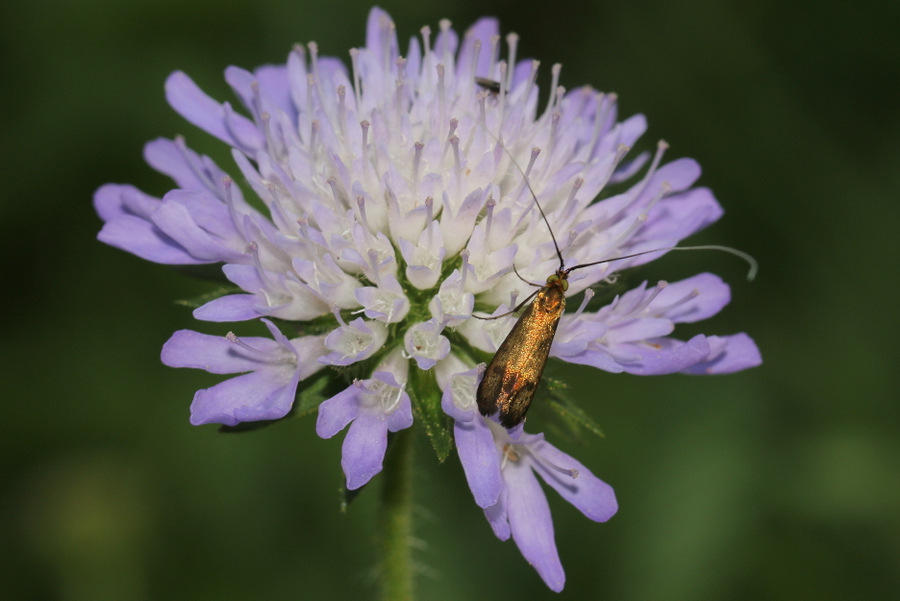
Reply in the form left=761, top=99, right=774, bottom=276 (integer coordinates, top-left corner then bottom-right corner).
left=95, top=6, right=760, bottom=589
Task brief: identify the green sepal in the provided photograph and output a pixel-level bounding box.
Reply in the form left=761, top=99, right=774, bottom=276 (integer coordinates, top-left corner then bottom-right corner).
left=408, top=367, right=453, bottom=462
left=175, top=284, right=244, bottom=310
left=540, top=376, right=605, bottom=439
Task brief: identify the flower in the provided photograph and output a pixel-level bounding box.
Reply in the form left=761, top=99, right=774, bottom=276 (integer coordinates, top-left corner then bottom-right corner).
left=440, top=356, right=616, bottom=590
left=316, top=350, right=413, bottom=489
left=95, top=6, right=760, bottom=589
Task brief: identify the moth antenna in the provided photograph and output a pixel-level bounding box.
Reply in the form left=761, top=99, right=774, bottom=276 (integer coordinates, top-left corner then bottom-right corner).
left=472, top=287, right=542, bottom=320
left=512, top=263, right=543, bottom=287
left=567, top=244, right=759, bottom=281
left=483, top=125, right=566, bottom=270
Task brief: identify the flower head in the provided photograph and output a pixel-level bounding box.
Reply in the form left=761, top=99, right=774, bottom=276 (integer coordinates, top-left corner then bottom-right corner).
left=96, top=7, right=759, bottom=590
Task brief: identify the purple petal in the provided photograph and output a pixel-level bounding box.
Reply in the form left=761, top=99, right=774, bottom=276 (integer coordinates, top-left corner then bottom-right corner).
left=682, top=333, right=761, bottom=374
left=94, top=183, right=156, bottom=221
left=454, top=417, right=502, bottom=508
left=505, top=460, right=565, bottom=592
left=342, top=411, right=390, bottom=490
left=149, top=198, right=237, bottom=262
left=654, top=273, right=730, bottom=323
left=483, top=485, right=511, bottom=541
left=615, top=333, right=711, bottom=375
left=529, top=441, right=618, bottom=522
left=190, top=368, right=296, bottom=426
left=161, top=329, right=281, bottom=374
left=165, top=71, right=235, bottom=146
left=458, top=17, right=499, bottom=79
left=316, top=387, right=361, bottom=439
left=95, top=185, right=204, bottom=265
left=605, top=317, right=674, bottom=344
left=386, top=394, right=414, bottom=432
left=193, top=294, right=261, bottom=322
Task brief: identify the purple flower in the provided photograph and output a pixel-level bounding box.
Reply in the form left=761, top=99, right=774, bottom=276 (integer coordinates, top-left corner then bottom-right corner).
left=96, top=6, right=759, bottom=590
left=454, top=413, right=617, bottom=591
left=316, top=352, right=413, bottom=489
left=161, top=319, right=325, bottom=426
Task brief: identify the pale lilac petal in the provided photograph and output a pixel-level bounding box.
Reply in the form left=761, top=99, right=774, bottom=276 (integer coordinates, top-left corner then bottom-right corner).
left=605, top=317, right=674, bottom=344
left=342, top=412, right=390, bottom=489
left=98, top=213, right=201, bottom=265
left=458, top=18, right=499, bottom=79
left=616, top=333, right=711, bottom=375
left=506, top=461, right=565, bottom=592
left=161, top=329, right=280, bottom=374
left=95, top=185, right=204, bottom=264
left=529, top=441, right=618, bottom=522
left=455, top=417, right=502, bottom=508
left=484, top=485, right=511, bottom=541
left=94, top=183, right=156, bottom=221
left=165, top=71, right=234, bottom=145
left=386, top=394, right=414, bottom=431
left=149, top=199, right=238, bottom=262
left=555, top=348, right=626, bottom=373
left=193, top=294, right=260, bottom=322
left=190, top=369, right=295, bottom=426
left=683, top=333, right=761, bottom=374
left=654, top=273, right=730, bottom=323
left=316, top=387, right=361, bottom=439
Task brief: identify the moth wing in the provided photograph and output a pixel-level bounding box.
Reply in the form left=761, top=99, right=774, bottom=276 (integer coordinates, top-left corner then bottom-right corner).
left=497, top=324, right=554, bottom=428
left=476, top=299, right=558, bottom=428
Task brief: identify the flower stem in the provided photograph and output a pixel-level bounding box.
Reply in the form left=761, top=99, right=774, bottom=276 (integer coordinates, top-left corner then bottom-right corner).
left=380, top=428, right=415, bottom=601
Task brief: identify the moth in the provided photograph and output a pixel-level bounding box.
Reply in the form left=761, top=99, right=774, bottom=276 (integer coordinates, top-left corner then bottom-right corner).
left=473, top=157, right=756, bottom=429
left=475, top=226, right=645, bottom=428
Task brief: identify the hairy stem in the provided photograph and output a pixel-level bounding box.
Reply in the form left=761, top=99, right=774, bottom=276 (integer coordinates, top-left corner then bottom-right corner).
left=380, top=429, right=415, bottom=601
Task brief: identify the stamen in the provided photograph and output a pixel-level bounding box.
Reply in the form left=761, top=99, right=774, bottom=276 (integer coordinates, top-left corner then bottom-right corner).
left=441, top=117, right=458, bottom=164
left=438, top=19, right=452, bottom=64
left=336, top=85, right=348, bottom=143
left=460, top=249, right=470, bottom=290
left=367, top=248, right=381, bottom=284
left=574, top=288, right=595, bottom=318
left=436, top=63, right=446, bottom=128
left=561, top=177, right=584, bottom=218
left=325, top=176, right=344, bottom=210
left=420, top=25, right=432, bottom=63
left=330, top=304, right=347, bottom=327
left=449, top=135, right=461, bottom=177
left=309, top=119, right=319, bottom=157
left=349, top=48, right=362, bottom=111
left=225, top=331, right=284, bottom=360
left=631, top=281, right=668, bottom=315
left=265, top=181, right=294, bottom=232
left=525, top=146, right=541, bottom=179
left=468, top=39, right=482, bottom=91
left=412, top=141, right=424, bottom=195
left=221, top=177, right=247, bottom=241
left=546, top=111, right=561, bottom=168
left=424, top=196, right=434, bottom=230
left=541, top=63, right=562, bottom=121
left=484, top=196, right=495, bottom=242
left=651, top=285, right=703, bottom=317
left=359, top=120, right=371, bottom=183
left=505, top=33, right=519, bottom=91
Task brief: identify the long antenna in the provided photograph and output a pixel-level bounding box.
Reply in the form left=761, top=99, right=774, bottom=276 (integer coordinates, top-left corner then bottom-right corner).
left=566, top=244, right=758, bottom=281
left=470, top=82, right=756, bottom=281
left=496, top=135, right=566, bottom=271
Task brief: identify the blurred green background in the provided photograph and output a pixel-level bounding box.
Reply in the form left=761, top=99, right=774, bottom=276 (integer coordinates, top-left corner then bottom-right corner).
left=2, top=0, right=898, bottom=599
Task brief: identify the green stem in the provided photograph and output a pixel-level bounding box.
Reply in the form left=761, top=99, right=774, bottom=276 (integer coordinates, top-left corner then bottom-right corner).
left=380, top=428, right=415, bottom=601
